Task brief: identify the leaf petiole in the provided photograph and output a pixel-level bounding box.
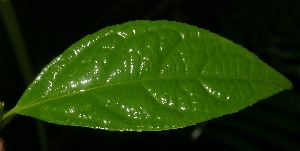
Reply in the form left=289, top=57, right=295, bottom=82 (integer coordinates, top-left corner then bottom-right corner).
left=0, top=102, right=17, bottom=130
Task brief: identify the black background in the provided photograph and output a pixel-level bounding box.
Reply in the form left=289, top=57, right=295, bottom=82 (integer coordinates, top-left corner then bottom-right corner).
left=0, top=0, right=299, bottom=150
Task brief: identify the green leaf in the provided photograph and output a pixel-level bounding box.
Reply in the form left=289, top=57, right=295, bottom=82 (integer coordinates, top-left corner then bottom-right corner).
left=4, top=20, right=292, bottom=131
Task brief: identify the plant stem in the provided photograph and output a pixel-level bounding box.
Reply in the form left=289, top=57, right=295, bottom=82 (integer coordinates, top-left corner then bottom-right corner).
left=0, top=1, right=48, bottom=151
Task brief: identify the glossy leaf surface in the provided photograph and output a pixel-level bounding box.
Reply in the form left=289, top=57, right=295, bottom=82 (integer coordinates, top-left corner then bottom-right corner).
left=5, top=20, right=292, bottom=131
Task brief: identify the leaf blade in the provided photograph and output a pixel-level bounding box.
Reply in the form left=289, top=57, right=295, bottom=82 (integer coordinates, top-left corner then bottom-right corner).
left=9, top=20, right=292, bottom=131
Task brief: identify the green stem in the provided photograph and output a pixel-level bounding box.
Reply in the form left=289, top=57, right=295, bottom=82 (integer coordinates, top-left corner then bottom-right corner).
left=0, top=1, right=48, bottom=151
left=0, top=102, right=4, bottom=129
left=0, top=1, right=33, bottom=83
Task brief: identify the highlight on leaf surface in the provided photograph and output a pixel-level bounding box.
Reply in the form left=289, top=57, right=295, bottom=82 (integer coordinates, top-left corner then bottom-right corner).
left=3, top=20, right=292, bottom=131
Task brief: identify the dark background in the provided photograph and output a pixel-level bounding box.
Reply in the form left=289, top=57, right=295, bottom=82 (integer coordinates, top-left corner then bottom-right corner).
left=0, top=0, right=299, bottom=150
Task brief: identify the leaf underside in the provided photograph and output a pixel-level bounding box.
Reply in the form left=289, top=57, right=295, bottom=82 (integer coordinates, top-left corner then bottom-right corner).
left=6, top=20, right=292, bottom=131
